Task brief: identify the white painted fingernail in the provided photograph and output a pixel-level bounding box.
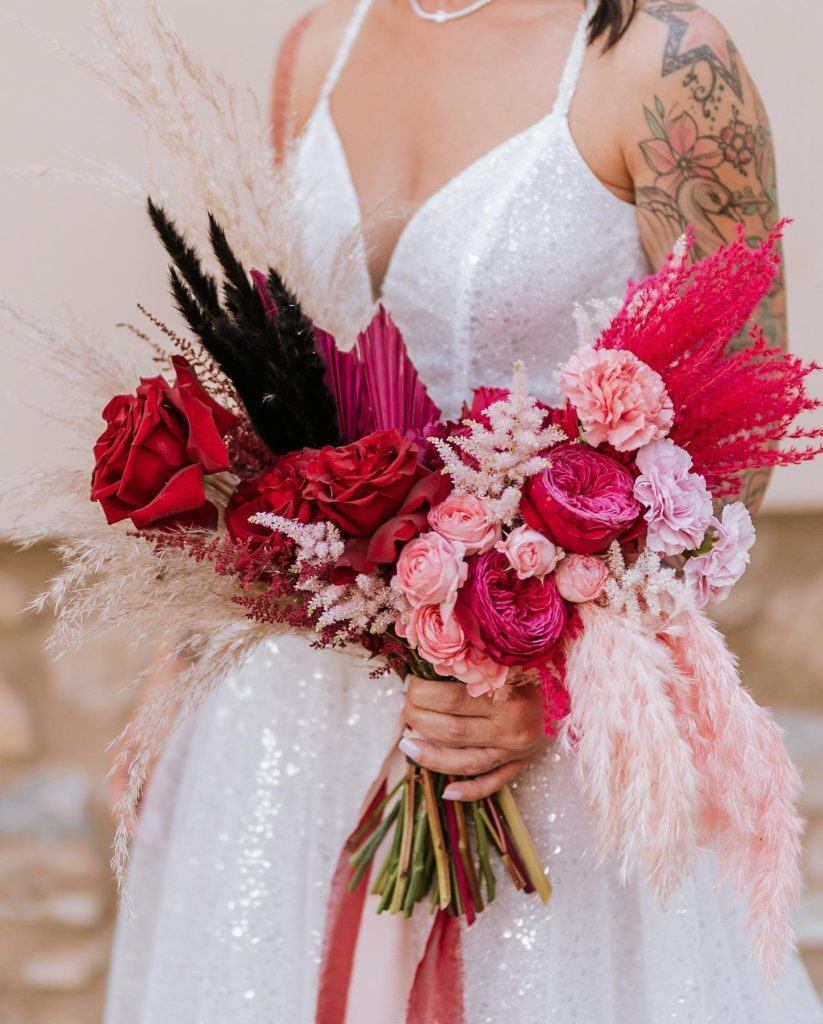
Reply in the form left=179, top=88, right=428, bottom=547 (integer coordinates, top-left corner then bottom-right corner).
left=399, top=737, right=421, bottom=760
left=442, top=786, right=462, bottom=801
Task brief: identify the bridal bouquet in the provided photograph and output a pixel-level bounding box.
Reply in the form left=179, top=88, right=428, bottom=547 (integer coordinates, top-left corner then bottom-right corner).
left=81, top=202, right=823, bottom=979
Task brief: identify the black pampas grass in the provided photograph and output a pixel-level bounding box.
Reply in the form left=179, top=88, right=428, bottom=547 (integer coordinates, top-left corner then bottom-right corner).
left=146, top=198, right=341, bottom=455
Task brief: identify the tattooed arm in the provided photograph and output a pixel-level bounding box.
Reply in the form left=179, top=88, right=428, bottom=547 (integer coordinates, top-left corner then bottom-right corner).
left=621, top=1, right=786, bottom=513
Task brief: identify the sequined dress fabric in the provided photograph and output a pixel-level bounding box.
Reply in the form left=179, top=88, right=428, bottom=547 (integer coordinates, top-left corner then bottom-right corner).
left=105, top=2, right=823, bottom=1021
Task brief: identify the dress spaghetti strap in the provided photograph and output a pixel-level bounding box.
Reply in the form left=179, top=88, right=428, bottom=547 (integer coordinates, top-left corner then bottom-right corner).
left=319, top=0, right=377, bottom=103
left=552, top=0, right=595, bottom=119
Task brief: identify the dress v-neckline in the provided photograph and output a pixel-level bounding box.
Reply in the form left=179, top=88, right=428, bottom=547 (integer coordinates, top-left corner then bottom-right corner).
left=317, top=94, right=561, bottom=304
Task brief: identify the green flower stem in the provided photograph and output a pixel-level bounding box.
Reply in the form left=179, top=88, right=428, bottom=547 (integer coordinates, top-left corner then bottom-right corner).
left=402, top=798, right=431, bottom=917
left=477, top=803, right=505, bottom=855
left=497, top=784, right=552, bottom=905
left=348, top=800, right=401, bottom=888
left=373, top=784, right=407, bottom=904
left=389, top=763, right=418, bottom=914
left=421, top=767, right=451, bottom=911
left=348, top=775, right=405, bottom=851
left=472, top=801, right=496, bottom=903
left=452, top=786, right=484, bottom=915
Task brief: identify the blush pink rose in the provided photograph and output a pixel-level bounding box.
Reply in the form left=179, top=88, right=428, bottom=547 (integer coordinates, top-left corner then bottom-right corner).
left=396, top=606, right=507, bottom=697
left=558, top=345, right=674, bottom=452
left=554, top=553, right=609, bottom=603
left=428, top=493, right=501, bottom=555
left=394, top=531, right=467, bottom=619
left=684, top=502, right=755, bottom=607
left=633, top=439, right=713, bottom=556
left=495, top=526, right=562, bottom=580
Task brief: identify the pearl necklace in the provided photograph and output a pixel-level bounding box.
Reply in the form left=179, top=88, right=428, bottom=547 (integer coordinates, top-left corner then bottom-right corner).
left=407, top=0, right=499, bottom=25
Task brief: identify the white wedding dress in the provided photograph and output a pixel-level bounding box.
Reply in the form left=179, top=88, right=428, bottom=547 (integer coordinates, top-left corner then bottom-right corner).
left=105, top=3, right=823, bottom=1021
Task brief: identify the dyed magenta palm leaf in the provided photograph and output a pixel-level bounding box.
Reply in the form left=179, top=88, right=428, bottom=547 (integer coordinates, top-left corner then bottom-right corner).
left=357, top=306, right=442, bottom=434
left=596, top=224, right=823, bottom=496
left=314, top=328, right=371, bottom=443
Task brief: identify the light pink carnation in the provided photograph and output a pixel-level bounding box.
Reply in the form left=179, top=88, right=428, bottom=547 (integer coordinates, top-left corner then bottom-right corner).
left=684, top=502, right=756, bottom=607
left=558, top=345, right=674, bottom=452
left=396, top=606, right=508, bottom=697
left=634, top=438, right=713, bottom=556
left=394, top=531, right=467, bottom=620
left=495, top=526, right=562, bottom=580
left=554, top=553, right=609, bottom=603
left=428, top=493, right=501, bottom=555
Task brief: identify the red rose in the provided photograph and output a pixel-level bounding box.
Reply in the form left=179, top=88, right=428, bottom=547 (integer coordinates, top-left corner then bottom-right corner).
left=303, top=429, right=428, bottom=538
left=225, top=451, right=318, bottom=548
left=521, top=442, right=641, bottom=554
left=455, top=550, right=568, bottom=668
left=90, top=356, right=237, bottom=530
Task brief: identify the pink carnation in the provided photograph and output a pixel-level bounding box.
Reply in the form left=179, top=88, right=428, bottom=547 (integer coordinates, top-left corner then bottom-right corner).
left=394, top=531, right=467, bottom=620
left=633, top=439, right=713, bottom=556
left=428, top=493, right=500, bottom=555
left=396, top=606, right=507, bottom=697
left=684, top=502, right=756, bottom=607
left=558, top=345, right=674, bottom=452
left=495, top=526, right=562, bottom=580
left=554, top=553, right=609, bottom=603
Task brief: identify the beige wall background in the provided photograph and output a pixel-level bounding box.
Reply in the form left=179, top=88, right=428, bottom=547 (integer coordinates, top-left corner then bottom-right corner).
left=0, top=0, right=822, bottom=512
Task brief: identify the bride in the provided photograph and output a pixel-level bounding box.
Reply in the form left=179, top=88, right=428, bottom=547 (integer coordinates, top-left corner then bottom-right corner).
left=105, top=0, right=823, bottom=1020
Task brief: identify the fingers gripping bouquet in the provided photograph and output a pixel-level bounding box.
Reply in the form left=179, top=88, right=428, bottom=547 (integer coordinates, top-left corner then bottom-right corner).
left=79, top=208, right=822, bottom=981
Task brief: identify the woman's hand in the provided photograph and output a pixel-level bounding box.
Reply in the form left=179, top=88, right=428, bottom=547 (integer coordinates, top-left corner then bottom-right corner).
left=398, top=675, right=548, bottom=801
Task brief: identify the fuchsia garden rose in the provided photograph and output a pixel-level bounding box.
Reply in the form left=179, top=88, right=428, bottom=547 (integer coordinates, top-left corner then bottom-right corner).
left=495, top=526, right=562, bottom=580
left=394, top=531, right=468, bottom=618
left=455, top=550, right=568, bottom=668
left=558, top=345, right=674, bottom=452
left=427, top=492, right=501, bottom=555
left=521, top=442, right=641, bottom=554
left=554, top=553, right=609, bottom=603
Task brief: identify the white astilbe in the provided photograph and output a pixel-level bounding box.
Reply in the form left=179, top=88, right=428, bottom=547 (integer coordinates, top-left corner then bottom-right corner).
left=571, top=297, right=621, bottom=348
left=249, top=513, right=400, bottom=641
left=431, top=363, right=566, bottom=525
left=601, top=543, right=684, bottom=622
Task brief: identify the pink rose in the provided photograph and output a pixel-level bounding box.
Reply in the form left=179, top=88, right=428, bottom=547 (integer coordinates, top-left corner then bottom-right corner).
left=394, top=531, right=467, bottom=619
left=495, top=526, right=562, bottom=580
left=428, top=493, right=501, bottom=555
left=521, top=442, right=641, bottom=554
left=554, top=553, right=609, bottom=603
left=684, top=502, right=755, bottom=607
left=455, top=551, right=568, bottom=668
left=558, top=345, right=674, bottom=452
left=396, top=606, right=507, bottom=697
left=633, top=439, right=713, bottom=556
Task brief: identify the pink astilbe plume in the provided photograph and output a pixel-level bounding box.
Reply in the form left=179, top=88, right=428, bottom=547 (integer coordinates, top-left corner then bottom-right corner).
left=562, top=602, right=700, bottom=899
left=662, top=605, right=803, bottom=983
left=596, top=224, right=823, bottom=496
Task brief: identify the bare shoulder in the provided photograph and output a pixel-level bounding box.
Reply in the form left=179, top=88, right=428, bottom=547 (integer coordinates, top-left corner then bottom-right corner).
left=272, top=0, right=358, bottom=137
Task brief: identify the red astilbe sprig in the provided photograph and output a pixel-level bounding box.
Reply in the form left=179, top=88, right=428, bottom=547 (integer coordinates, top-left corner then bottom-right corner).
left=596, top=223, right=823, bottom=497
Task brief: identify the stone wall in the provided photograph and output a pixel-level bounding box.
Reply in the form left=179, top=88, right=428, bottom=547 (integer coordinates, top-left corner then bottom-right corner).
left=0, top=518, right=821, bottom=1021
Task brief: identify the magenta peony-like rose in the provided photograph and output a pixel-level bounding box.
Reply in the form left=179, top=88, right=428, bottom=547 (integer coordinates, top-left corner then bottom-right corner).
left=455, top=551, right=568, bottom=668
left=521, top=443, right=641, bottom=554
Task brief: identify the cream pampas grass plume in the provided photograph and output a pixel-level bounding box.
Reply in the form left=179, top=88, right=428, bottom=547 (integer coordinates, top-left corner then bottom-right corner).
left=563, top=601, right=700, bottom=900
left=663, top=606, right=804, bottom=983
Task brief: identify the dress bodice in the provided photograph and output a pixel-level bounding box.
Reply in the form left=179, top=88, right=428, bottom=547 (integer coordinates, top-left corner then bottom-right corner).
left=292, top=0, right=649, bottom=420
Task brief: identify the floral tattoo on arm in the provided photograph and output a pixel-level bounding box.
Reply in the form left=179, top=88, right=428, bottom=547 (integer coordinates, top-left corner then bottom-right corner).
left=635, top=1, right=787, bottom=512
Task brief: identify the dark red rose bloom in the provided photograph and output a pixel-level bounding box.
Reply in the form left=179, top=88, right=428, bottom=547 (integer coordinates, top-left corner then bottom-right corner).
left=302, top=428, right=428, bottom=538
left=521, top=442, right=641, bottom=554
left=225, top=451, right=318, bottom=548
left=90, top=357, right=237, bottom=530
left=455, top=551, right=568, bottom=668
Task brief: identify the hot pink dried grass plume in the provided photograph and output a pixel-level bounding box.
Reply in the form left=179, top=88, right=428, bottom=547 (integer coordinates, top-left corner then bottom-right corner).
left=597, top=224, right=823, bottom=497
